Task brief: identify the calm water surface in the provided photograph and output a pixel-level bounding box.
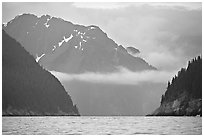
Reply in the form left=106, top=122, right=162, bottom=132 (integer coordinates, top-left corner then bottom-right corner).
left=2, top=116, right=202, bottom=135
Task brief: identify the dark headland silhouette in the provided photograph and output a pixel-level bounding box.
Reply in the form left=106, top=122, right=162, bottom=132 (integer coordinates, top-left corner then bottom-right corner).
left=2, top=30, right=79, bottom=116
left=149, top=56, right=202, bottom=116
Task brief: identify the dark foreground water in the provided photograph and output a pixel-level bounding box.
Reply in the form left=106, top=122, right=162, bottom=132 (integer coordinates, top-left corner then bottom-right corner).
left=2, top=116, right=202, bottom=135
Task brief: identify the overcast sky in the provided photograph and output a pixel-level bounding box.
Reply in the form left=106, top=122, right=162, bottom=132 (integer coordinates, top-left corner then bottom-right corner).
left=2, top=2, right=202, bottom=71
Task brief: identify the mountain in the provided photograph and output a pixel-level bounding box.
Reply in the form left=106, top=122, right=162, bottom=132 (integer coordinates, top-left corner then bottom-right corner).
left=149, top=56, right=202, bottom=116
left=2, top=30, right=79, bottom=116
left=3, top=14, right=162, bottom=116
left=3, top=13, right=155, bottom=73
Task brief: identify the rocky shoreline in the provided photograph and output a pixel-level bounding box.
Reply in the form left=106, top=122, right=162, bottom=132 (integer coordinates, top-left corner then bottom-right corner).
left=2, top=107, right=80, bottom=116
left=148, top=93, right=202, bottom=116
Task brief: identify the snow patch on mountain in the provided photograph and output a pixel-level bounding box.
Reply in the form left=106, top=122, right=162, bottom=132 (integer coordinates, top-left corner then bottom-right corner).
left=64, top=34, right=73, bottom=42
left=58, top=40, right=64, bottom=47
left=44, top=16, right=51, bottom=28
left=36, top=53, right=45, bottom=62
left=57, top=34, right=73, bottom=47
left=45, top=24, right=50, bottom=28
left=52, top=45, right=57, bottom=51
left=79, top=42, right=82, bottom=49
left=88, top=26, right=96, bottom=30
left=3, top=23, right=7, bottom=27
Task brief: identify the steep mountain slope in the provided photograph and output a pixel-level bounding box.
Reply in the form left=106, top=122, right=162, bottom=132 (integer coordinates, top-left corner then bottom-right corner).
left=149, top=56, right=202, bottom=116
left=2, top=30, right=79, bottom=116
left=3, top=14, right=155, bottom=73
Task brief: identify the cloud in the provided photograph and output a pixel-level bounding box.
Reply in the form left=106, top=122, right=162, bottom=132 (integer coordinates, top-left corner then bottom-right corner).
left=72, top=2, right=129, bottom=10
left=72, top=2, right=201, bottom=11
left=50, top=67, right=177, bottom=85
left=145, top=2, right=202, bottom=10
left=96, top=4, right=201, bottom=71
left=145, top=52, right=181, bottom=71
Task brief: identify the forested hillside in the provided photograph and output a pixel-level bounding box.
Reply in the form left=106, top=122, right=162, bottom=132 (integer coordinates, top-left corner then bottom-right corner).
left=150, top=56, right=202, bottom=116
left=2, top=30, right=79, bottom=116
left=162, top=56, right=202, bottom=103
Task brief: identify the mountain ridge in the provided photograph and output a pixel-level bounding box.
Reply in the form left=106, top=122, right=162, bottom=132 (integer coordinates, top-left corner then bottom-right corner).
left=3, top=13, right=156, bottom=74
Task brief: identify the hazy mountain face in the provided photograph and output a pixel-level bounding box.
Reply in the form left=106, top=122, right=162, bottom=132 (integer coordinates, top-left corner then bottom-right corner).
left=3, top=14, right=155, bottom=73
left=3, top=14, right=165, bottom=115
left=2, top=30, right=79, bottom=116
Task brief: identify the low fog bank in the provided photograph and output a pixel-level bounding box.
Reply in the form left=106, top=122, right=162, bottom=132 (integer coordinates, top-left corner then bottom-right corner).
left=62, top=80, right=166, bottom=115
left=50, top=67, right=177, bottom=85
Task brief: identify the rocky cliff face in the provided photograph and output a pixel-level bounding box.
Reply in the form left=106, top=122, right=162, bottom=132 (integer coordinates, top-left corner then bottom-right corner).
left=149, top=56, right=202, bottom=116
left=150, top=92, right=202, bottom=116
left=2, top=30, right=79, bottom=116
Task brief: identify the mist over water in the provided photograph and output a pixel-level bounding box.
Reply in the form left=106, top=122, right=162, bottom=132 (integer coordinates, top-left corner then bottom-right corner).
left=2, top=116, right=202, bottom=135
left=62, top=80, right=166, bottom=116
